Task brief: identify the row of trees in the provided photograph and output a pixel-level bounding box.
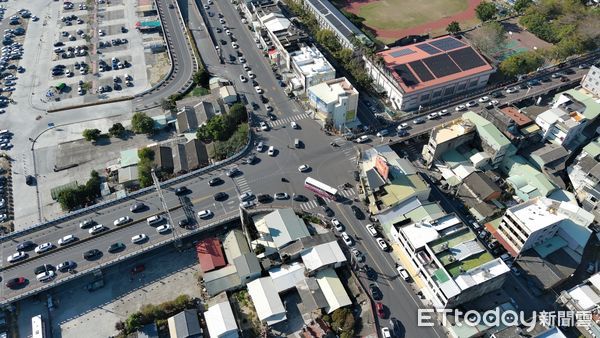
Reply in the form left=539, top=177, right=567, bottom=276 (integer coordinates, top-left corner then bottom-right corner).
left=56, top=170, right=101, bottom=210
left=81, top=112, right=155, bottom=143
left=137, top=147, right=155, bottom=188
left=196, top=103, right=247, bottom=142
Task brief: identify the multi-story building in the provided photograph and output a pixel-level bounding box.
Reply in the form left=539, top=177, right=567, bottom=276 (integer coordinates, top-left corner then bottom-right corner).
left=463, top=111, right=517, bottom=169
left=290, top=45, right=336, bottom=92
left=392, top=214, right=510, bottom=308
left=359, top=145, right=430, bottom=214
left=364, top=36, right=495, bottom=111
left=300, top=0, right=370, bottom=49
left=422, top=118, right=476, bottom=166
left=582, top=65, right=600, bottom=97
left=535, top=107, right=587, bottom=150
left=307, top=77, right=359, bottom=130
left=255, top=4, right=309, bottom=70
left=568, top=137, right=600, bottom=222
left=557, top=272, right=600, bottom=337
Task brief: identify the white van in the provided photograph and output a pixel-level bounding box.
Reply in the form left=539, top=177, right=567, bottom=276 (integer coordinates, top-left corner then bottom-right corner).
left=294, top=139, right=300, bottom=148
left=267, top=146, right=275, bottom=156
left=256, top=141, right=264, bottom=152
left=146, top=215, right=163, bottom=226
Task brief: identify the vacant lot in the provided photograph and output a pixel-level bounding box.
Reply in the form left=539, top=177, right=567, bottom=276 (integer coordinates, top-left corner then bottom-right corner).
left=342, top=0, right=481, bottom=42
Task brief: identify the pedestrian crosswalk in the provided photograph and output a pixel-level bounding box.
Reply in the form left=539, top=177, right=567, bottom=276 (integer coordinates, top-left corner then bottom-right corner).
left=298, top=188, right=356, bottom=211
left=269, top=112, right=311, bottom=127
left=234, top=176, right=252, bottom=194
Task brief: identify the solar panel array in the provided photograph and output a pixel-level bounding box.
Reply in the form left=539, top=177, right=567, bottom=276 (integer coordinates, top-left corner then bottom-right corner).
left=394, top=64, right=419, bottom=87
left=390, top=48, right=416, bottom=58
left=306, top=0, right=328, bottom=13
left=416, top=43, right=440, bottom=55
left=327, top=13, right=353, bottom=37
left=408, top=60, right=434, bottom=82
left=448, top=48, right=487, bottom=71
left=423, top=54, right=461, bottom=78
left=429, top=37, right=465, bottom=51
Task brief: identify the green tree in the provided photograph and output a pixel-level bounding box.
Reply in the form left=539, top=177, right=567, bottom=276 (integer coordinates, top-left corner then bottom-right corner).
left=138, top=157, right=154, bottom=188
left=475, top=1, right=497, bottom=22
left=138, top=147, right=155, bottom=161
left=316, top=29, right=342, bottom=53
left=228, top=103, right=248, bottom=125
left=552, top=35, right=585, bottom=59
left=470, top=21, right=507, bottom=57
left=254, top=243, right=266, bottom=255
left=499, top=51, right=544, bottom=77
left=108, top=123, right=126, bottom=138
left=82, top=128, right=101, bottom=141
left=161, top=98, right=176, bottom=112
left=131, top=112, right=155, bottom=135
left=513, top=0, right=533, bottom=13
left=57, top=188, right=83, bottom=211
left=84, top=170, right=101, bottom=199
left=446, top=21, right=461, bottom=35
left=192, top=69, right=209, bottom=87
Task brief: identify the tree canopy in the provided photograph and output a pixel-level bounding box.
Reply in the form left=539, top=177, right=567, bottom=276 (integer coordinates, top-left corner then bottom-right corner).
left=82, top=128, right=101, bottom=142
left=499, top=51, right=544, bottom=77
left=475, top=1, right=497, bottom=22
left=446, top=21, right=461, bottom=35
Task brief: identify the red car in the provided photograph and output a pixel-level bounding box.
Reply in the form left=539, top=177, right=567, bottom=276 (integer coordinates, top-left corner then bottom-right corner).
left=376, top=302, right=385, bottom=319
left=5, top=277, right=26, bottom=289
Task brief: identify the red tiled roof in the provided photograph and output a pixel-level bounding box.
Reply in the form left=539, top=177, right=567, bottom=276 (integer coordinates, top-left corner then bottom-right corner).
left=196, top=238, right=226, bottom=272
left=485, top=222, right=519, bottom=257
left=500, top=107, right=532, bottom=127
left=377, top=36, right=493, bottom=94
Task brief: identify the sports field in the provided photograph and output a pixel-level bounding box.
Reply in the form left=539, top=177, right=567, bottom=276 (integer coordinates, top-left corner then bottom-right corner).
left=343, top=0, right=482, bottom=42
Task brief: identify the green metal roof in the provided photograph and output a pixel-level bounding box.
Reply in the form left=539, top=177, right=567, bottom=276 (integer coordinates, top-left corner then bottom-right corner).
left=463, top=111, right=513, bottom=149
left=584, top=137, right=600, bottom=159
left=120, top=148, right=140, bottom=167
left=560, top=89, right=600, bottom=120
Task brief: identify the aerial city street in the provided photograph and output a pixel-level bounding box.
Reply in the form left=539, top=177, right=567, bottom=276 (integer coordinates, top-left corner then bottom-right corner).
left=0, top=0, right=599, bottom=337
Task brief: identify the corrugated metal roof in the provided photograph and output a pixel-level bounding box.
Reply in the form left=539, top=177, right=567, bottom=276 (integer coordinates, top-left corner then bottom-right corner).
left=196, top=238, right=226, bottom=273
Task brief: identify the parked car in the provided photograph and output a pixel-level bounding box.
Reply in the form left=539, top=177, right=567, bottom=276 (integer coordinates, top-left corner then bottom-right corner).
left=57, top=261, right=76, bottom=272
left=131, top=234, right=148, bottom=244
left=351, top=248, right=365, bottom=262
left=369, top=283, right=382, bottom=300
left=365, top=224, right=378, bottom=237
left=58, top=234, right=77, bottom=246
left=376, top=238, right=389, bottom=251
left=107, top=242, right=126, bottom=253
left=331, top=218, right=343, bottom=231
left=239, top=192, right=254, bottom=202
left=113, top=216, right=131, bottom=226
left=298, top=164, right=310, bottom=172
left=341, top=232, right=353, bottom=246
left=198, top=209, right=213, bottom=219
left=7, top=251, right=27, bottom=263
left=83, top=249, right=102, bottom=260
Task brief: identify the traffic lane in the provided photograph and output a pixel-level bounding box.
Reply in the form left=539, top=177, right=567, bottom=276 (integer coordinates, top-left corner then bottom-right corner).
left=333, top=201, right=444, bottom=337
left=0, top=203, right=240, bottom=298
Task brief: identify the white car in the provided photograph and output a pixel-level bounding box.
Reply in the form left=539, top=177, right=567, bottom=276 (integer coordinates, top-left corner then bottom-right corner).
left=427, top=112, right=439, bottom=120
left=478, top=96, right=490, bottom=103
left=291, top=121, right=298, bottom=129
left=376, top=129, right=389, bottom=137
left=256, top=142, right=264, bottom=152
left=438, top=109, right=449, bottom=116
left=396, top=264, right=410, bottom=281
left=341, top=232, right=353, bottom=246
left=113, top=216, right=131, bottom=226
left=455, top=105, right=466, bottom=111
left=240, top=200, right=256, bottom=208
left=365, top=224, right=378, bottom=237
left=381, top=327, right=391, bottom=338
left=89, top=224, right=106, bottom=235
left=274, top=192, right=289, bottom=200
left=156, top=224, right=171, bottom=234
left=466, top=101, right=477, bottom=107
left=332, top=218, right=343, bottom=231
left=298, top=164, right=310, bottom=172
left=267, top=146, right=275, bottom=156
left=265, top=105, right=273, bottom=112
left=232, top=42, right=239, bottom=49
left=7, top=251, right=26, bottom=263
left=355, top=135, right=369, bottom=143
left=376, top=238, right=388, bottom=251
left=506, top=87, right=518, bottom=94
left=35, top=242, right=53, bottom=254
left=80, top=219, right=94, bottom=228
left=58, top=234, right=76, bottom=246
left=397, top=123, right=409, bottom=131
left=247, top=71, right=255, bottom=79
left=260, top=121, right=269, bottom=131
left=239, top=192, right=254, bottom=201
left=239, top=57, right=246, bottom=63
left=37, top=270, right=56, bottom=283
left=239, top=75, right=247, bottom=82
left=131, top=234, right=148, bottom=244
left=226, top=30, right=232, bottom=36
left=254, top=86, right=263, bottom=94
left=198, top=209, right=213, bottom=219
left=243, top=63, right=250, bottom=71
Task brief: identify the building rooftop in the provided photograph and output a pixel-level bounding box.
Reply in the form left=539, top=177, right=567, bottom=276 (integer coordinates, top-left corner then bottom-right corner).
left=223, top=229, right=250, bottom=261
left=315, top=268, right=351, bottom=314
left=379, top=173, right=429, bottom=208
left=505, top=155, right=557, bottom=199
left=291, top=46, right=334, bottom=77
left=377, top=36, right=493, bottom=93
left=429, top=118, right=475, bottom=144
left=118, top=165, right=139, bottom=184
left=233, top=253, right=261, bottom=278
left=247, top=277, right=287, bottom=326
left=462, top=171, right=501, bottom=201
left=205, top=301, right=239, bottom=338
left=268, top=262, right=306, bottom=293
left=400, top=214, right=463, bottom=250
left=203, top=265, right=241, bottom=296
left=509, top=198, right=565, bottom=233
left=499, top=106, right=532, bottom=127
left=301, top=240, right=346, bottom=272
left=555, top=89, right=600, bottom=121
left=303, top=0, right=369, bottom=44
left=196, top=238, right=227, bottom=273
left=253, top=209, right=310, bottom=249
left=308, top=77, right=357, bottom=105
left=583, top=136, right=600, bottom=159
left=463, top=111, right=513, bottom=149
left=120, top=148, right=140, bottom=167
left=454, top=258, right=510, bottom=290
left=168, top=309, right=202, bottom=338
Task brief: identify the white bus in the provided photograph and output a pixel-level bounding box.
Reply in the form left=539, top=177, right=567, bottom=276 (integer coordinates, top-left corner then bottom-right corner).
left=32, top=315, right=46, bottom=338
left=304, top=177, right=338, bottom=201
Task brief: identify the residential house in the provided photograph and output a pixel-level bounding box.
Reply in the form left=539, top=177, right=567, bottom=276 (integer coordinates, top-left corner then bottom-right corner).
left=167, top=309, right=202, bottom=338
left=307, top=77, right=359, bottom=130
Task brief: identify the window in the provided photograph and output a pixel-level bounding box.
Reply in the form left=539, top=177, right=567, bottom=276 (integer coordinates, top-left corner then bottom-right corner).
left=444, top=87, right=454, bottom=96
left=421, top=94, right=430, bottom=102
left=469, top=80, right=478, bottom=87
left=457, top=83, right=466, bottom=91
left=433, top=90, right=442, bottom=98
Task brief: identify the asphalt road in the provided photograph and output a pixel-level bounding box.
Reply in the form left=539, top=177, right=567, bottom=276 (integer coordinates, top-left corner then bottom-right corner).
left=133, top=0, right=195, bottom=110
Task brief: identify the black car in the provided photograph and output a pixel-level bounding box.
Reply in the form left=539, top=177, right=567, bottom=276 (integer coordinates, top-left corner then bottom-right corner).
left=389, top=317, right=400, bottom=336
left=292, top=194, right=307, bottom=202
left=57, top=261, right=76, bottom=272
left=364, top=265, right=376, bottom=280
left=491, top=91, right=503, bottom=98
left=178, top=218, right=191, bottom=227
left=260, top=95, right=268, bottom=103
left=107, top=242, right=126, bottom=253
left=369, top=283, right=382, bottom=300
left=257, top=194, right=273, bottom=203
left=251, top=102, right=259, bottom=110
left=175, top=186, right=188, bottom=195
left=213, top=192, right=228, bottom=201
left=351, top=205, right=364, bottom=219
left=208, top=177, right=223, bottom=186
left=267, top=113, right=277, bottom=121
left=17, top=240, right=36, bottom=251
left=322, top=206, right=334, bottom=217
left=353, top=171, right=360, bottom=182
left=83, top=249, right=102, bottom=260
left=168, top=3, right=174, bottom=8
left=5, top=277, right=26, bottom=289
left=34, top=264, right=55, bottom=275
left=129, top=202, right=145, bottom=212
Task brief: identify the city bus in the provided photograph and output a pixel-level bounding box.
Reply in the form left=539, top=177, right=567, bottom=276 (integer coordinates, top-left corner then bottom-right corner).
left=304, top=177, right=338, bottom=201
left=32, top=315, right=46, bottom=338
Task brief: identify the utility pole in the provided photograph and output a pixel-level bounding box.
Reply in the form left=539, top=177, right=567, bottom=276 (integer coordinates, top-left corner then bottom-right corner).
left=151, top=169, right=181, bottom=248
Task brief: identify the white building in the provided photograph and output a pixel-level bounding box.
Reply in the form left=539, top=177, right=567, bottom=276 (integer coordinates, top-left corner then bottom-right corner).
left=582, top=65, right=600, bottom=97
left=315, top=268, right=352, bottom=313
left=391, top=214, right=510, bottom=308
left=251, top=209, right=310, bottom=255
left=496, top=197, right=594, bottom=257
left=247, top=277, right=287, bottom=326
left=290, top=45, right=336, bottom=92
left=205, top=301, right=239, bottom=338
left=558, top=272, right=600, bottom=337
left=307, top=77, right=359, bottom=130
left=535, top=107, right=587, bottom=149
left=364, top=36, right=494, bottom=112
left=301, top=240, right=346, bottom=273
